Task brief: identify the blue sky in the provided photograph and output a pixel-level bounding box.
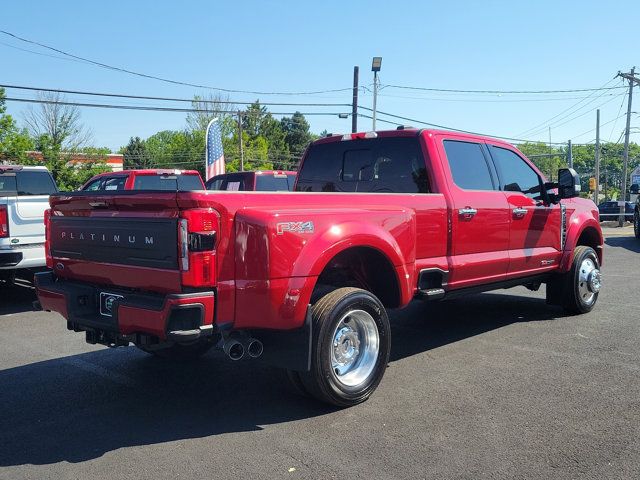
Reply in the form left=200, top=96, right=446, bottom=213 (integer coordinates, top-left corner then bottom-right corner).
left=2, top=0, right=639, bottom=151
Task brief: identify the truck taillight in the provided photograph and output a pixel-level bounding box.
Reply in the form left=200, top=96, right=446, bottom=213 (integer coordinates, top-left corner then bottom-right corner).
left=179, top=210, right=218, bottom=287
left=0, top=205, right=8, bottom=238
left=44, top=208, right=52, bottom=268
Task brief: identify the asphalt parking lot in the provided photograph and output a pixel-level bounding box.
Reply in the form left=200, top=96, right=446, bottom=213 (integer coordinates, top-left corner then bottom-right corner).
left=1, top=233, right=639, bottom=480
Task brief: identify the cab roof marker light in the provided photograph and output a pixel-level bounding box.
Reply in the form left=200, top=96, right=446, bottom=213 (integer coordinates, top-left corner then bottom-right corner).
left=341, top=134, right=353, bottom=141
left=364, top=131, right=378, bottom=138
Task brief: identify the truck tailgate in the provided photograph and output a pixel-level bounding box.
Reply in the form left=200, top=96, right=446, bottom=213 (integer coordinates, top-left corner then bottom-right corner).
left=49, top=192, right=183, bottom=293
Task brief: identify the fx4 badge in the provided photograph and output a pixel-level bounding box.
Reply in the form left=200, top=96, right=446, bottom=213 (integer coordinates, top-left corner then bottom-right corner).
left=276, top=221, right=314, bottom=235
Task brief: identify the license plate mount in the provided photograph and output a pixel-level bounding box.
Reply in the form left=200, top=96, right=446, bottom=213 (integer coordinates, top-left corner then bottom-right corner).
left=99, top=292, right=123, bottom=317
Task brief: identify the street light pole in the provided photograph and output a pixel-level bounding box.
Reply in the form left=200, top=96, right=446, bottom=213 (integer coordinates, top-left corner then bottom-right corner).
left=371, top=57, right=382, bottom=130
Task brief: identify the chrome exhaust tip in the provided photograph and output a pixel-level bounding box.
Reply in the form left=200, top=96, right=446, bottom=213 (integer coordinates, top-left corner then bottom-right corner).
left=247, top=339, right=264, bottom=358
left=224, top=340, right=244, bottom=361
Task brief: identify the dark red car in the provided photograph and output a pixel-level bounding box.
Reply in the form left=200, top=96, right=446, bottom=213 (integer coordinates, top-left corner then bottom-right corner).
left=205, top=170, right=296, bottom=191
left=81, top=169, right=204, bottom=191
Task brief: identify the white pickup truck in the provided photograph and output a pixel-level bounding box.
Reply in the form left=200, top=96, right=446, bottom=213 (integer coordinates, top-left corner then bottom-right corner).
left=0, top=166, right=57, bottom=282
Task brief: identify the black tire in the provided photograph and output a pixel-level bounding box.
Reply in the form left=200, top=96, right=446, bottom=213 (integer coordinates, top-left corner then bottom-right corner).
left=295, top=287, right=391, bottom=407
left=634, top=209, right=640, bottom=239
left=562, top=246, right=601, bottom=314
left=137, top=341, right=213, bottom=361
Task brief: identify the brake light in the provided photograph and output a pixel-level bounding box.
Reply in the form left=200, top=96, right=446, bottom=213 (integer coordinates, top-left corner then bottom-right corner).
left=341, top=131, right=378, bottom=141
left=179, top=209, right=218, bottom=287
left=0, top=206, right=8, bottom=238
left=44, top=208, right=52, bottom=268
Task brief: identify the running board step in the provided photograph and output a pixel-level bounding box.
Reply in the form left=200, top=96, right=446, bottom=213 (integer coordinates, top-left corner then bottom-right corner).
left=417, top=288, right=445, bottom=300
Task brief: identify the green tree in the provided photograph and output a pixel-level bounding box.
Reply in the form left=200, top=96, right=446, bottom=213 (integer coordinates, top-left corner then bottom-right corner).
left=121, top=136, right=151, bottom=169
left=0, top=87, right=34, bottom=163
left=145, top=129, right=207, bottom=176
left=280, top=112, right=314, bottom=158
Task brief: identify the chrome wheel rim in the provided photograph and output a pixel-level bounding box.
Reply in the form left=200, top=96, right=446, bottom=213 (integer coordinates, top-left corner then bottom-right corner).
left=577, top=257, right=601, bottom=305
left=330, top=309, right=379, bottom=387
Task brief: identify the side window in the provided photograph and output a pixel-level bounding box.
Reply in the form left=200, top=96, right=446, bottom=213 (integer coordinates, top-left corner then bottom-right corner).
left=83, top=179, right=103, bottom=191
left=443, top=140, right=495, bottom=191
left=103, top=177, right=127, bottom=191
left=489, top=146, right=541, bottom=198
left=16, top=171, right=57, bottom=196
left=206, top=178, right=224, bottom=190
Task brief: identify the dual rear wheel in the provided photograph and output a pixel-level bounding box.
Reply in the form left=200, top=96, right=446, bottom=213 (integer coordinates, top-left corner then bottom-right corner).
left=287, top=287, right=391, bottom=407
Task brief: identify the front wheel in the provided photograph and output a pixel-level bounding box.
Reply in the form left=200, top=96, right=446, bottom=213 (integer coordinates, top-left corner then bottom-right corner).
left=294, top=287, right=391, bottom=407
left=634, top=210, right=640, bottom=239
left=563, top=246, right=601, bottom=314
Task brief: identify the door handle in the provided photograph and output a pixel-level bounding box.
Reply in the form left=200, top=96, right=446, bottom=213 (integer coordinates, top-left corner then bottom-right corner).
left=458, top=207, right=477, bottom=218
left=512, top=207, right=528, bottom=217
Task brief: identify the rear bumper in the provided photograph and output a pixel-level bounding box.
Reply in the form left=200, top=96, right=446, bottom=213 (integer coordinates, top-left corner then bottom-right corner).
left=34, top=271, right=215, bottom=342
left=0, top=244, right=45, bottom=269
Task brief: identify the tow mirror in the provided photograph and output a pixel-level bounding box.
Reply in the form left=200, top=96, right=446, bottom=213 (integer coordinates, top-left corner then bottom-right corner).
left=557, top=168, right=581, bottom=199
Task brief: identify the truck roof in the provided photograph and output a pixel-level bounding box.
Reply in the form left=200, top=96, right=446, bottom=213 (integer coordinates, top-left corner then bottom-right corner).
left=89, top=169, right=201, bottom=178
left=312, top=128, right=516, bottom=149
left=0, top=165, right=50, bottom=172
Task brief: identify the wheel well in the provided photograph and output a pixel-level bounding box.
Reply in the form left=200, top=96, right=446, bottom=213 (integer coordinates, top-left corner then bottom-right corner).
left=312, top=247, right=401, bottom=308
left=576, top=226, right=602, bottom=262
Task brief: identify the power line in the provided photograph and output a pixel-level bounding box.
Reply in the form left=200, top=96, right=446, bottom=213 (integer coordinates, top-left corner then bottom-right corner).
left=608, top=92, right=628, bottom=142
left=515, top=77, right=620, bottom=137
left=0, top=84, right=352, bottom=107
left=0, top=30, right=353, bottom=96
left=2, top=96, right=349, bottom=116
left=376, top=92, right=624, bottom=103
left=359, top=106, right=570, bottom=145
left=380, top=83, right=627, bottom=95
left=524, top=91, right=624, bottom=138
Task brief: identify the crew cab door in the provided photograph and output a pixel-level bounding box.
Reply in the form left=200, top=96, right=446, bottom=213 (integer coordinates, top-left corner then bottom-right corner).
left=485, top=143, right=562, bottom=276
left=437, top=136, right=510, bottom=288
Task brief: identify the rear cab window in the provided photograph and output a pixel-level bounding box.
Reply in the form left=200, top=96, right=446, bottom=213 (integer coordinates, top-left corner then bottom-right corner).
left=133, top=174, right=203, bottom=191
left=255, top=173, right=292, bottom=191
left=17, top=171, right=57, bottom=196
left=296, top=136, right=429, bottom=193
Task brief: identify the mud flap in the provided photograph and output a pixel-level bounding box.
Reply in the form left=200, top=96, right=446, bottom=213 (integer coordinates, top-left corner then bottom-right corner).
left=254, top=307, right=312, bottom=372
left=546, top=275, right=567, bottom=306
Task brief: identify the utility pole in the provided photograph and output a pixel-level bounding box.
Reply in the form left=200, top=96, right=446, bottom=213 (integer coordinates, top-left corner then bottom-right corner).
left=567, top=140, right=573, bottom=169
left=351, top=66, right=359, bottom=133
left=594, top=109, right=600, bottom=204
left=371, top=57, right=382, bottom=130
left=237, top=111, right=244, bottom=172
left=618, top=67, right=638, bottom=226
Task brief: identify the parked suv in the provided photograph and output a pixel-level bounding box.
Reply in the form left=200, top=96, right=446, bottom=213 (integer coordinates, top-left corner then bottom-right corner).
left=81, top=169, right=204, bottom=191
left=598, top=200, right=634, bottom=222
left=0, top=165, right=57, bottom=282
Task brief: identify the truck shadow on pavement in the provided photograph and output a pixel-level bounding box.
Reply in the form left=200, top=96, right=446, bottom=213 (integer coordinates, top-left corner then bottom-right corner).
left=0, top=291, right=562, bottom=466
left=604, top=235, right=640, bottom=253
left=0, top=280, right=37, bottom=315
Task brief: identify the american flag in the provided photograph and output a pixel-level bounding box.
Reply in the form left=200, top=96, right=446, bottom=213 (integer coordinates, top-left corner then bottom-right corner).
left=205, top=118, right=225, bottom=180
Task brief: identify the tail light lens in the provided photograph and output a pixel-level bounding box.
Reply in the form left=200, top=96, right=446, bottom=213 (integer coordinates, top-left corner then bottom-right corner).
left=0, top=205, right=8, bottom=238
left=44, top=208, right=53, bottom=268
left=179, top=209, right=218, bottom=287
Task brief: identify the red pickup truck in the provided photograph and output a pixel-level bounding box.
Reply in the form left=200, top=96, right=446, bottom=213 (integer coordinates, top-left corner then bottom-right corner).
left=80, top=169, right=205, bottom=191
left=36, top=128, right=603, bottom=406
